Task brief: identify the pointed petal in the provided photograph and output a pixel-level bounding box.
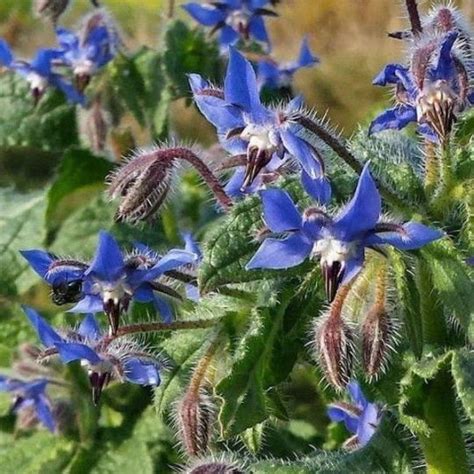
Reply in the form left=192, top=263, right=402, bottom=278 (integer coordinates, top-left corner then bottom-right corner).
left=35, top=395, right=55, bottom=432
left=431, top=32, right=458, bottom=81
left=154, top=296, right=173, bottom=323
left=248, top=16, right=270, bottom=44
left=20, top=250, right=55, bottom=280
left=347, top=381, right=367, bottom=407
left=144, top=250, right=197, bottom=281
left=224, top=48, right=268, bottom=121
left=260, top=188, right=302, bottom=232
left=357, top=402, right=379, bottom=446
left=78, top=314, right=102, bottom=340
left=219, top=25, right=240, bottom=48
left=123, top=359, right=160, bottom=385
left=297, top=37, right=318, bottom=67
left=301, top=170, right=331, bottom=205
left=340, top=252, right=365, bottom=285
left=327, top=403, right=359, bottom=434
left=280, top=129, right=322, bottom=178
left=0, top=39, right=13, bottom=66
left=182, top=3, right=225, bottom=26
left=181, top=232, right=202, bottom=260
left=55, top=342, right=102, bottom=365
left=246, top=233, right=312, bottom=269
left=87, top=231, right=125, bottom=282
left=365, top=222, right=443, bottom=250
left=372, top=63, right=416, bottom=95
left=368, top=105, right=417, bottom=135
left=68, top=294, right=103, bottom=314
left=23, top=306, right=62, bottom=347
left=333, top=163, right=381, bottom=240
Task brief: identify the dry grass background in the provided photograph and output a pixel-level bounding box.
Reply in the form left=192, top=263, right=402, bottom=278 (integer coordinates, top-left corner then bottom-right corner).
left=0, top=0, right=472, bottom=138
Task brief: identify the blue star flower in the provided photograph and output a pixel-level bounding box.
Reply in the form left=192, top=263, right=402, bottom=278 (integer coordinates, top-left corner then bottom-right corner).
left=0, top=375, right=55, bottom=432
left=257, top=37, right=319, bottom=90
left=327, top=380, right=380, bottom=448
left=188, top=48, right=330, bottom=201
left=183, top=0, right=275, bottom=52
left=55, top=12, right=120, bottom=90
left=181, top=231, right=203, bottom=301
left=23, top=307, right=160, bottom=405
left=370, top=32, right=474, bottom=141
left=247, top=163, right=443, bottom=300
left=0, top=38, right=84, bottom=104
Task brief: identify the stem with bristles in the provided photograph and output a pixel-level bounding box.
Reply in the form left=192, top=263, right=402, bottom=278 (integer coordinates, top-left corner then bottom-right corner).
left=405, top=0, right=423, bottom=36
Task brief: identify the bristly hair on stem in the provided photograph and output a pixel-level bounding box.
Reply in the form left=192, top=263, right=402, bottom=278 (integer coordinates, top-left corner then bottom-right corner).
left=106, top=145, right=233, bottom=224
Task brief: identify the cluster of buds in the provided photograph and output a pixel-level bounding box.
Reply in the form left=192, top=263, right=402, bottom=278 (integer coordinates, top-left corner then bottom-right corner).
left=107, top=146, right=233, bottom=224
left=312, top=266, right=399, bottom=389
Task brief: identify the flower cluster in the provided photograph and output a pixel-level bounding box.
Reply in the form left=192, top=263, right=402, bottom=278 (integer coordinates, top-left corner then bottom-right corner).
left=0, top=8, right=119, bottom=105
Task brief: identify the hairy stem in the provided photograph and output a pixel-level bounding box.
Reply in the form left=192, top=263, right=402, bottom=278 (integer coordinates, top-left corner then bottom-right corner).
left=187, top=336, right=221, bottom=396
left=405, top=0, right=423, bottom=36
left=177, top=148, right=233, bottom=211
left=330, top=284, right=352, bottom=320
left=423, top=140, right=439, bottom=196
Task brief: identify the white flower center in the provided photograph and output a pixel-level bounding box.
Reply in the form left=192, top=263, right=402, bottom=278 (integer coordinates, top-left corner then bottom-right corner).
left=73, top=59, right=96, bottom=77
left=92, top=277, right=131, bottom=305
left=226, top=9, right=251, bottom=31
left=312, top=238, right=358, bottom=267
left=26, top=73, right=48, bottom=92
left=240, top=124, right=278, bottom=152
left=81, top=359, right=114, bottom=374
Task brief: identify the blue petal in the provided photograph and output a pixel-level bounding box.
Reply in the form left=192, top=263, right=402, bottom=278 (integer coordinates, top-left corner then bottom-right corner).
left=50, top=75, right=85, bottom=105
left=30, top=48, right=62, bottom=76
left=144, top=249, right=197, bottom=280
left=224, top=48, right=268, bottom=122
left=219, top=26, right=240, bottom=48
left=347, top=380, right=367, bottom=408
left=431, top=32, right=458, bottom=82
left=22, top=380, right=49, bottom=398
left=297, top=37, right=318, bottom=68
left=365, top=222, right=443, bottom=250
left=280, top=129, right=322, bottom=178
left=249, top=0, right=271, bottom=7
left=0, top=39, right=13, bottom=66
left=182, top=3, right=225, bottom=26
left=246, top=233, right=312, bottom=269
left=333, top=163, right=381, bottom=240
left=248, top=16, right=270, bottom=44
left=181, top=232, right=202, bottom=260
left=55, top=342, right=102, bottom=365
left=357, top=402, right=379, bottom=446
left=55, top=27, right=79, bottom=50
left=368, top=105, right=417, bottom=135
left=78, top=314, right=102, bottom=340
left=153, top=295, right=173, bottom=323
left=257, top=60, right=280, bottom=89
left=185, top=284, right=200, bottom=302
left=23, top=306, right=63, bottom=347
left=123, top=358, right=160, bottom=385
left=20, top=250, right=55, bottom=280
left=418, top=123, right=439, bottom=142
left=301, top=170, right=331, bottom=204
left=372, top=63, right=416, bottom=96
left=224, top=168, right=247, bottom=198
left=341, top=252, right=365, bottom=285
left=68, top=294, right=103, bottom=314
left=327, top=404, right=359, bottom=434
left=86, top=231, right=125, bottom=283
left=35, top=395, right=56, bottom=432
left=260, top=188, right=302, bottom=232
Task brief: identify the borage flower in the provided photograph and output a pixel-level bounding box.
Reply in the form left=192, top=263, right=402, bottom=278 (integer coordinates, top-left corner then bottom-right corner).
left=0, top=40, right=84, bottom=104
left=257, top=37, right=319, bottom=91
left=55, top=9, right=121, bottom=91
left=247, top=163, right=442, bottom=300
left=22, top=231, right=197, bottom=332
left=370, top=31, right=474, bottom=142
left=327, top=380, right=380, bottom=449
left=189, top=47, right=330, bottom=201
left=24, top=307, right=160, bottom=405
left=0, top=375, right=55, bottom=432
left=183, top=0, right=276, bottom=52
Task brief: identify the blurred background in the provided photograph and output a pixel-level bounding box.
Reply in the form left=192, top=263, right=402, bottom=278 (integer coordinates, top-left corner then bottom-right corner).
left=0, top=0, right=473, bottom=137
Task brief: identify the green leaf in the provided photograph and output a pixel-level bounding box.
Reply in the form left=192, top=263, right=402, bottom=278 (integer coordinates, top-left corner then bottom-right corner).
left=420, top=242, right=474, bottom=341
left=46, top=148, right=113, bottom=233
left=0, top=431, right=75, bottom=474
left=163, top=20, right=222, bottom=99
left=0, top=73, right=77, bottom=151
left=217, top=288, right=303, bottom=438
left=451, top=348, right=474, bottom=427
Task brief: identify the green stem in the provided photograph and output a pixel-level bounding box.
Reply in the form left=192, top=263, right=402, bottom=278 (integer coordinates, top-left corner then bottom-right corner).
left=418, top=369, right=469, bottom=474
left=431, top=143, right=455, bottom=215
left=423, top=140, right=439, bottom=197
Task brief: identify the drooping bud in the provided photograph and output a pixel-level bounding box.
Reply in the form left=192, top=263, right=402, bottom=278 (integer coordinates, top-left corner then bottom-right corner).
left=33, top=0, right=69, bottom=25
left=313, top=312, right=355, bottom=390
left=78, top=96, right=109, bottom=153
left=107, top=146, right=232, bottom=224
left=176, top=390, right=215, bottom=457
left=186, top=459, right=244, bottom=474
left=361, top=306, right=396, bottom=379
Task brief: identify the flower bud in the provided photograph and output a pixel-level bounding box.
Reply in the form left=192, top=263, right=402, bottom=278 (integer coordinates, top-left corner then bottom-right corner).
left=176, top=390, right=215, bottom=457
left=186, top=461, right=244, bottom=474
left=34, top=0, right=69, bottom=25
left=313, top=312, right=355, bottom=390
left=361, top=306, right=396, bottom=379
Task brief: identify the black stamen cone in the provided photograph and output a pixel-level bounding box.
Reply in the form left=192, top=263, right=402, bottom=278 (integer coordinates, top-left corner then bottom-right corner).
left=322, top=261, right=344, bottom=302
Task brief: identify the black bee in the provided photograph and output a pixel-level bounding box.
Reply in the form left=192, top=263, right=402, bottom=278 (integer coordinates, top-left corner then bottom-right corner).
left=51, top=279, right=83, bottom=306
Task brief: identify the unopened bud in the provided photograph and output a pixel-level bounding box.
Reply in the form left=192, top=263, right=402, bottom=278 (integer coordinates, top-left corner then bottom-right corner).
left=34, top=0, right=69, bottom=25
left=187, top=461, right=244, bottom=474
left=78, top=97, right=109, bottom=153
left=176, top=390, right=215, bottom=457
left=362, top=306, right=396, bottom=379
left=313, top=312, right=355, bottom=390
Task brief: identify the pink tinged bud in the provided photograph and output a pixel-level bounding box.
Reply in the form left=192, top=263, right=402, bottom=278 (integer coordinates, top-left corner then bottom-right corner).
left=177, top=391, right=215, bottom=457
left=362, top=307, right=395, bottom=379
left=187, top=462, right=244, bottom=474
left=314, top=313, right=355, bottom=390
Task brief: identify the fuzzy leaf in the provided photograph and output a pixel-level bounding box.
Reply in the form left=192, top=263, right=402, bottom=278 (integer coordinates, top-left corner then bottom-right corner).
left=451, top=348, right=474, bottom=426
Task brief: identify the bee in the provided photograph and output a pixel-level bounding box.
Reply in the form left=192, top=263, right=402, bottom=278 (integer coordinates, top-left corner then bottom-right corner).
left=51, top=279, right=83, bottom=306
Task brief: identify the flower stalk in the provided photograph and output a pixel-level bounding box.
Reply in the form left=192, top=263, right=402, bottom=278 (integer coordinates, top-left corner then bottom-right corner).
left=405, top=0, right=423, bottom=36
